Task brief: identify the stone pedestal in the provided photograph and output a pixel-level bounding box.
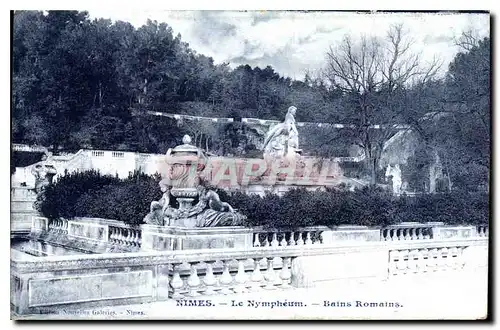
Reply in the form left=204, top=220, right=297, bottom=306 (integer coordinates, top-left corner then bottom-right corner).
left=432, top=226, right=475, bottom=240
left=321, top=226, right=381, bottom=244
left=141, top=224, right=254, bottom=251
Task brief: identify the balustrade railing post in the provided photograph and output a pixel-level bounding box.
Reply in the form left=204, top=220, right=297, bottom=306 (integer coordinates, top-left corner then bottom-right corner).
left=457, top=247, right=466, bottom=269
left=137, top=231, right=142, bottom=246
left=429, top=248, right=439, bottom=271
left=408, top=250, right=417, bottom=273
left=417, top=228, right=424, bottom=240
left=397, top=250, right=408, bottom=274
left=418, top=248, right=428, bottom=273
left=116, top=228, right=123, bottom=244
left=250, top=258, right=264, bottom=291
left=253, top=233, right=261, bottom=247
left=280, top=233, right=288, bottom=247
left=314, top=231, right=323, bottom=244
left=296, top=232, right=304, bottom=245
left=402, top=229, right=408, bottom=240
left=389, top=250, right=398, bottom=276
left=134, top=230, right=140, bottom=246
left=111, top=228, right=117, bottom=244
left=410, top=228, right=417, bottom=240
left=280, top=257, right=292, bottom=288
left=170, top=263, right=184, bottom=299
left=305, top=232, right=313, bottom=245
left=121, top=228, right=127, bottom=245
left=438, top=248, right=448, bottom=271
left=446, top=247, right=456, bottom=269
left=203, top=261, right=217, bottom=295
left=264, top=258, right=277, bottom=290
left=271, top=233, right=279, bottom=247
left=129, top=230, right=136, bottom=246
left=263, top=234, right=270, bottom=247
left=425, top=228, right=432, bottom=240
left=187, top=262, right=201, bottom=297
left=219, top=260, right=233, bottom=295
left=127, top=229, right=134, bottom=246
left=234, top=259, right=248, bottom=293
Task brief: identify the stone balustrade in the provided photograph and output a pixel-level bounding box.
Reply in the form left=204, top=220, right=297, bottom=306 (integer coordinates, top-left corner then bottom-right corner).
left=381, top=223, right=435, bottom=241
left=30, top=217, right=141, bottom=253
left=476, top=224, right=489, bottom=237
left=252, top=227, right=326, bottom=247
left=29, top=218, right=490, bottom=255
left=169, top=256, right=293, bottom=298
left=47, top=219, right=68, bottom=234
left=108, top=225, right=142, bottom=248
left=11, top=236, right=488, bottom=315
left=388, top=246, right=467, bottom=276
left=67, top=218, right=142, bottom=252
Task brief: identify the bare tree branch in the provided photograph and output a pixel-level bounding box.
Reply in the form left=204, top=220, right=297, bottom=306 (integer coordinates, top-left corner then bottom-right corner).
left=323, top=23, right=444, bottom=185
left=454, top=29, right=480, bottom=51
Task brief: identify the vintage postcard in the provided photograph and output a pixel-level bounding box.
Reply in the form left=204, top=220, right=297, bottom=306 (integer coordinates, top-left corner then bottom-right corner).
left=10, top=10, right=490, bottom=320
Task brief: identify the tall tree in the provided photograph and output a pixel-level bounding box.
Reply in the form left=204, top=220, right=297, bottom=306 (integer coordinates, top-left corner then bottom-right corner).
left=438, top=35, right=490, bottom=191
left=324, top=24, right=441, bottom=185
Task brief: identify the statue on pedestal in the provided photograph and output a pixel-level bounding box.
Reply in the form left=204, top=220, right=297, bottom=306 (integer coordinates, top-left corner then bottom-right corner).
left=385, top=164, right=402, bottom=195
left=31, top=154, right=57, bottom=194
left=262, top=106, right=301, bottom=159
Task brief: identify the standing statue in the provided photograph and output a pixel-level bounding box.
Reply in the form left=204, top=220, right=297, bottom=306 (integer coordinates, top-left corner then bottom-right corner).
left=385, top=164, right=402, bottom=195
left=392, top=164, right=402, bottom=194
left=31, top=155, right=57, bottom=194
left=262, top=106, right=301, bottom=158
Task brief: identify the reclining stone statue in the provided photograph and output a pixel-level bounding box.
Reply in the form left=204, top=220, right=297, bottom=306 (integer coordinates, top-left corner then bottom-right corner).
left=193, top=187, right=244, bottom=227
left=143, top=172, right=245, bottom=227
left=143, top=180, right=172, bottom=226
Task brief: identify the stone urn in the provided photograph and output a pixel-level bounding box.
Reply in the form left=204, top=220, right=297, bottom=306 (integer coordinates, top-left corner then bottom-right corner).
left=164, top=135, right=207, bottom=211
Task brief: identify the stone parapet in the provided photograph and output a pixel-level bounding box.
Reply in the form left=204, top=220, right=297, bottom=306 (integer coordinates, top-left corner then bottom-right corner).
left=11, top=236, right=488, bottom=316
left=141, top=225, right=253, bottom=251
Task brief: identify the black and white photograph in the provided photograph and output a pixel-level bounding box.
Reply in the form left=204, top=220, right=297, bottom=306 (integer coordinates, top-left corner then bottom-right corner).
left=10, top=9, right=490, bottom=320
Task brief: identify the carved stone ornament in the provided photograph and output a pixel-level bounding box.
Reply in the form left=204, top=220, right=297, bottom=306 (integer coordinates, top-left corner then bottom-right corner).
left=143, top=135, right=246, bottom=228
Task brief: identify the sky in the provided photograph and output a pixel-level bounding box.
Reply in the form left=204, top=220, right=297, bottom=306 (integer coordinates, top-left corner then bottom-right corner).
left=88, top=11, right=490, bottom=80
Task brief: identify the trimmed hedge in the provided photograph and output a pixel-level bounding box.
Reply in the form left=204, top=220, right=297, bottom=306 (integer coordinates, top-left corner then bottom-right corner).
left=37, top=170, right=162, bottom=225
left=218, top=187, right=489, bottom=229
left=37, top=171, right=489, bottom=228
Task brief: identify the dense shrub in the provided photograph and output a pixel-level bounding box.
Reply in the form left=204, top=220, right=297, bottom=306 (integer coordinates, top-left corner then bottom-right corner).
left=73, top=177, right=162, bottom=225
left=39, top=171, right=489, bottom=228
left=38, top=170, right=122, bottom=219
left=221, top=186, right=489, bottom=229
left=37, top=171, right=162, bottom=224
left=219, top=186, right=400, bottom=229
left=394, top=190, right=489, bottom=226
